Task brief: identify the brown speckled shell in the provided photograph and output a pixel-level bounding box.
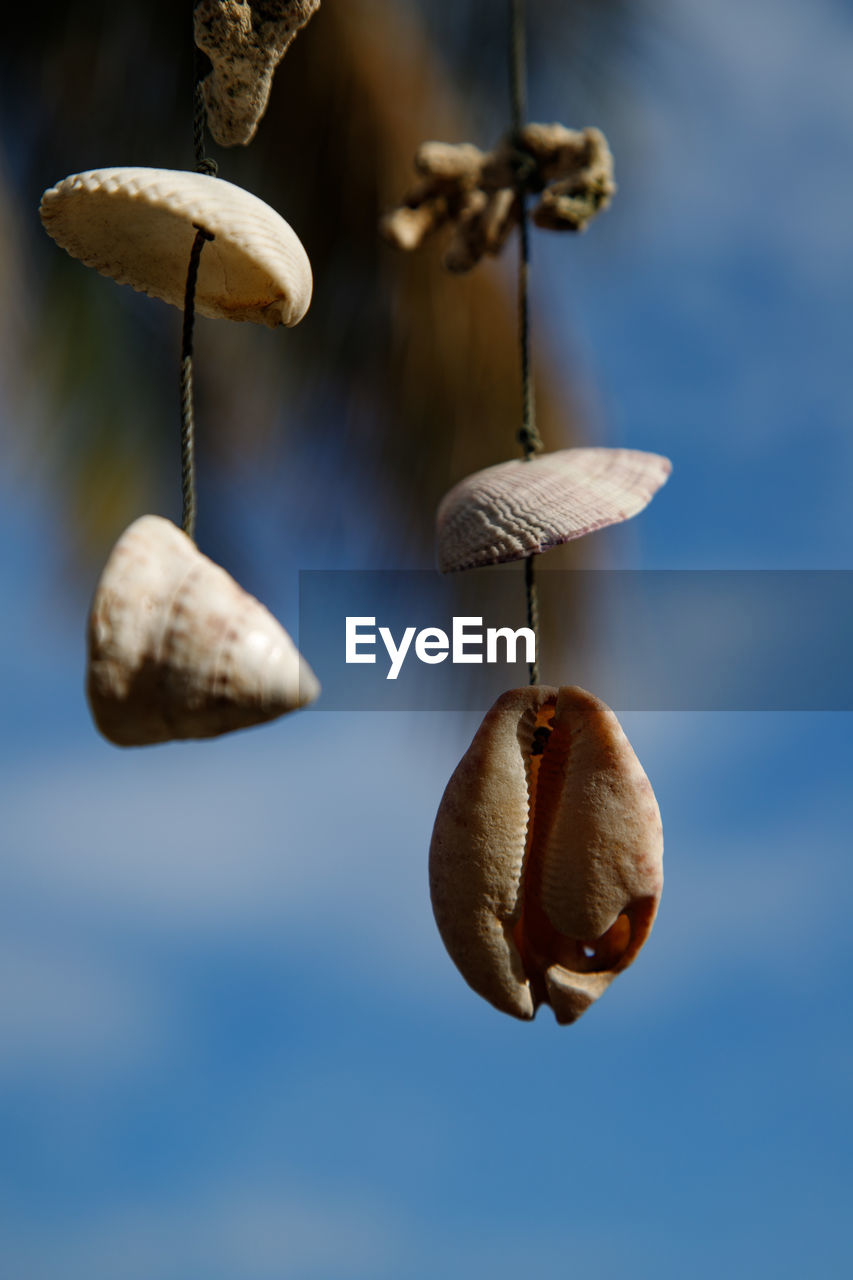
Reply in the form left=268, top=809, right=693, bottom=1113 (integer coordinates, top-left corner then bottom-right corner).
left=39, top=167, right=312, bottom=327
left=436, top=448, right=671, bottom=572
left=87, top=515, right=319, bottom=746
left=429, top=685, right=663, bottom=1023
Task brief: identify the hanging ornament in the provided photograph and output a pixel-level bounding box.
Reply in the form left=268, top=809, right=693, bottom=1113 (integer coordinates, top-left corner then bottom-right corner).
left=40, top=15, right=321, bottom=746
left=437, top=447, right=672, bottom=573
left=194, top=0, right=322, bottom=147
left=87, top=515, right=319, bottom=747
left=429, top=686, right=663, bottom=1024
left=394, top=2, right=669, bottom=1021
left=39, top=167, right=312, bottom=327
left=382, top=124, right=615, bottom=273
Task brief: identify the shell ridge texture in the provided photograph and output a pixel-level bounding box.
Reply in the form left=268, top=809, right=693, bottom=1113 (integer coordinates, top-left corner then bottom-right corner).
left=437, top=448, right=672, bottom=573
left=39, top=167, right=313, bottom=327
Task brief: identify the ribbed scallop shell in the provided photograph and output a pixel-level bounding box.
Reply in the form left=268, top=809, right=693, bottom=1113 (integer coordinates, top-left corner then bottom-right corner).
left=39, top=167, right=312, bottom=327
left=87, top=515, right=320, bottom=746
left=436, top=447, right=671, bottom=572
left=429, top=685, right=663, bottom=1024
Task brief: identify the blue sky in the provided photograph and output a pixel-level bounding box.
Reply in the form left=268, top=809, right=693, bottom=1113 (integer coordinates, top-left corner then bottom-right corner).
left=1, top=1, right=852, bottom=1277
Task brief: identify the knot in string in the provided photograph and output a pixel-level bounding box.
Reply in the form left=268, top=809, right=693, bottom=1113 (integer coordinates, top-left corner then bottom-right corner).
left=193, top=46, right=218, bottom=177
left=505, top=142, right=541, bottom=195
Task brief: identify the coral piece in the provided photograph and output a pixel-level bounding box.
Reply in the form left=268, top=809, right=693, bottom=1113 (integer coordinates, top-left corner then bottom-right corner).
left=40, top=167, right=313, bottom=327
left=429, top=685, right=663, bottom=1023
left=194, top=0, right=321, bottom=147
left=87, top=515, right=320, bottom=746
left=436, top=447, right=671, bottom=573
left=382, top=124, right=615, bottom=272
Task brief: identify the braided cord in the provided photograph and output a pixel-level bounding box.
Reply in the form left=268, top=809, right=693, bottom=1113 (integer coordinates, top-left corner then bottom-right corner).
left=510, top=0, right=541, bottom=683
left=180, top=225, right=214, bottom=541
left=192, top=42, right=219, bottom=175
left=178, top=24, right=219, bottom=543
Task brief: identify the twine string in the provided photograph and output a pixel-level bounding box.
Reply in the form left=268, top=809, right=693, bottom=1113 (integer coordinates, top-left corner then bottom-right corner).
left=524, top=553, right=540, bottom=683
left=510, top=0, right=526, bottom=136
left=510, top=0, right=541, bottom=684
left=179, top=32, right=218, bottom=543
left=193, top=43, right=218, bottom=176
left=180, top=225, right=215, bottom=542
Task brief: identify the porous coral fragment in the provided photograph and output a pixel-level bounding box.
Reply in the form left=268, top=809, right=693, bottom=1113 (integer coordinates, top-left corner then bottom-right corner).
left=194, top=0, right=321, bottom=146
left=382, top=124, right=615, bottom=272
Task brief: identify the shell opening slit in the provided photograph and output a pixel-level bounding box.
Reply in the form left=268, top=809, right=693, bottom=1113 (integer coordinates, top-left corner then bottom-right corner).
left=514, top=697, right=635, bottom=989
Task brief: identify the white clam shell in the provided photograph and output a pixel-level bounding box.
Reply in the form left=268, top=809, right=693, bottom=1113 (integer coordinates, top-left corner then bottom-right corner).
left=87, top=515, right=319, bottom=746
left=39, top=167, right=312, bottom=327
left=429, top=685, right=663, bottom=1023
left=436, top=447, right=672, bottom=572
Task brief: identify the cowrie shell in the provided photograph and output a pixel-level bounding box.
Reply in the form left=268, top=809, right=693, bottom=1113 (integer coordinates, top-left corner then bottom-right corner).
left=39, top=167, right=312, bottom=327
left=429, top=685, right=663, bottom=1023
left=87, top=515, right=319, bottom=746
left=436, top=447, right=671, bottom=572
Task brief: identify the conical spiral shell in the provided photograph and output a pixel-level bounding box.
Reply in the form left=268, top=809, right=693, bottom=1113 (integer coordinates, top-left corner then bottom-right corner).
left=429, top=686, right=663, bottom=1023
left=87, top=515, right=319, bottom=746
left=39, top=167, right=312, bottom=327
left=436, top=448, right=671, bottom=572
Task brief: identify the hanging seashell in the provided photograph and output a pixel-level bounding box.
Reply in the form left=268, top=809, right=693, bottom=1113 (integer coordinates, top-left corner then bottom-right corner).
left=436, top=447, right=671, bottom=572
left=429, top=685, right=663, bottom=1023
left=40, top=167, right=312, bottom=327
left=87, top=514, right=320, bottom=746
left=194, top=0, right=322, bottom=148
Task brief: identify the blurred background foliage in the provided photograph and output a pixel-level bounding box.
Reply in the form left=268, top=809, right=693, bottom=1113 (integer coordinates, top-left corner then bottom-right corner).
left=0, top=0, right=651, bottom=605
